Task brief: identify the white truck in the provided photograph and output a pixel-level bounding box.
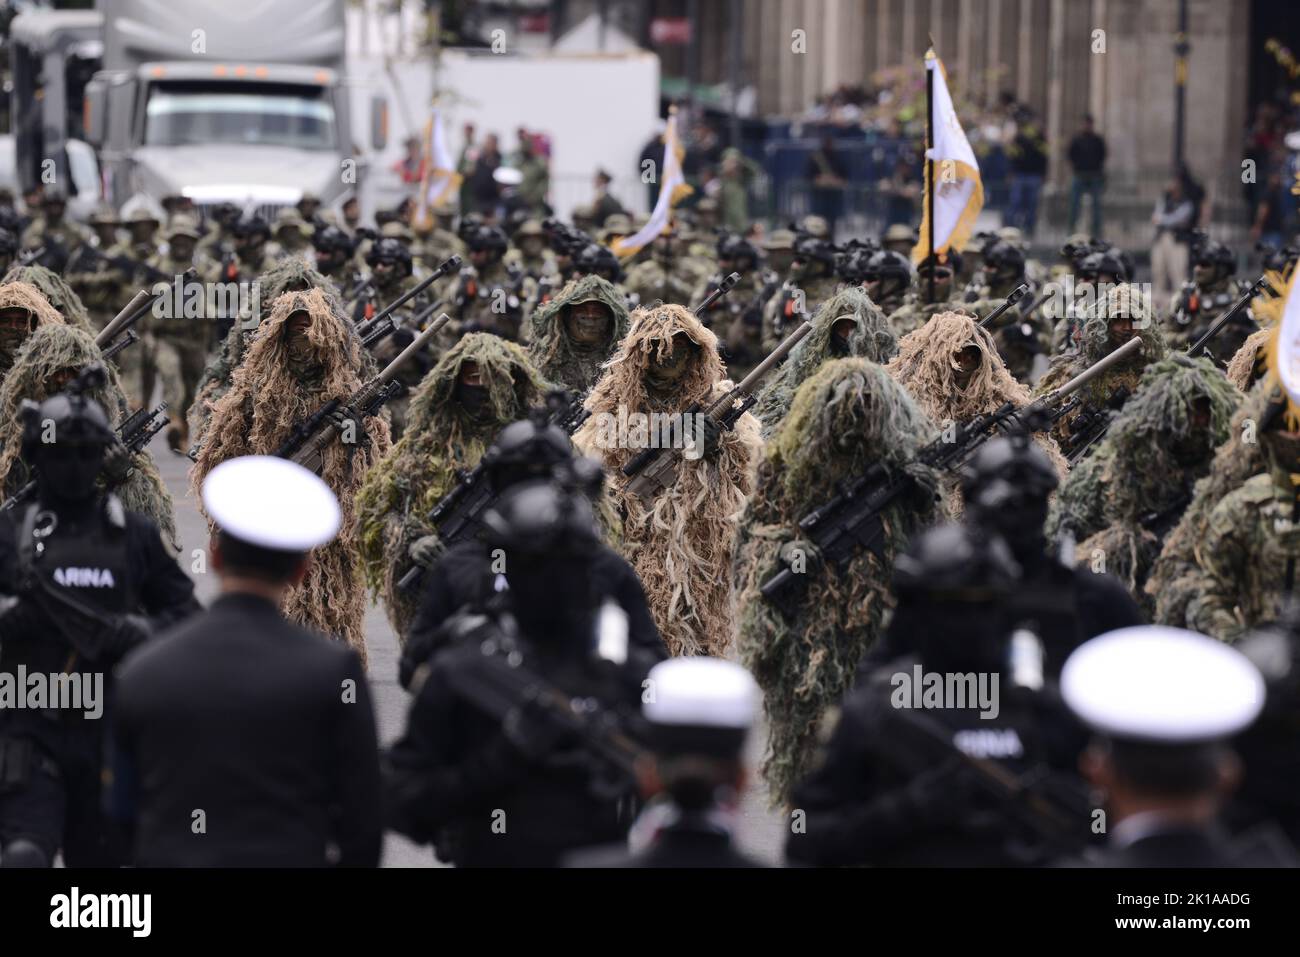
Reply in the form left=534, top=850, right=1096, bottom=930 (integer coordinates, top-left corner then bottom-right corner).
left=9, top=0, right=387, bottom=222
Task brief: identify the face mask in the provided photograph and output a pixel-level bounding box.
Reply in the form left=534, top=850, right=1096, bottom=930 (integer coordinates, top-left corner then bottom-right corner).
left=455, top=382, right=491, bottom=418
left=36, top=443, right=105, bottom=504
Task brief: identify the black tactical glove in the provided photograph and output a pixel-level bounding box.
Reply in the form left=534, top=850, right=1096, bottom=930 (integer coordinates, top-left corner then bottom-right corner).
left=398, top=628, right=438, bottom=692
left=700, top=416, right=724, bottom=459
left=100, top=436, right=133, bottom=488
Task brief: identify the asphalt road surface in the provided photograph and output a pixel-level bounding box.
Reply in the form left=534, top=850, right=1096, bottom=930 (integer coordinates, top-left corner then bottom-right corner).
left=153, top=432, right=787, bottom=867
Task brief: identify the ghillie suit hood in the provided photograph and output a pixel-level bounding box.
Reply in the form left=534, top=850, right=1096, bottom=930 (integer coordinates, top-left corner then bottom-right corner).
left=1225, top=327, right=1273, bottom=394
left=192, top=289, right=392, bottom=662
left=3, top=265, right=97, bottom=334
left=188, top=259, right=362, bottom=444
left=754, top=286, right=897, bottom=438
left=1049, top=354, right=1241, bottom=605
left=736, top=357, right=942, bottom=803
left=0, top=281, right=68, bottom=379
left=527, top=273, right=629, bottom=394
left=355, top=332, right=548, bottom=636
left=573, top=303, right=762, bottom=657
left=0, top=323, right=177, bottom=547
left=886, top=310, right=1068, bottom=506
left=1148, top=382, right=1271, bottom=626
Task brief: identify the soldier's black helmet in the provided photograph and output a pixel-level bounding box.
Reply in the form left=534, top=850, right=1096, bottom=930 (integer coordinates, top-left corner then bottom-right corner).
left=1077, top=248, right=1130, bottom=283
left=835, top=238, right=883, bottom=283
left=312, top=225, right=355, bottom=255
left=1259, top=241, right=1300, bottom=275
left=961, top=435, right=1060, bottom=505
left=574, top=243, right=623, bottom=282
left=892, top=522, right=1020, bottom=600
left=469, top=225, right=509, bottom=256
left=20, top=366, right=116, bottom=503
left=234, top=216, right=271, bottom=242
left=917, top=249, right=961, bottom=277
left=483, top=480, right=601, bottom=560
left=458, top=213, right=485, bottom=242
left=716, top=234, right=759, bottom=269
left=481, top=418, right=575, bottom=494
left=366, top=237, right=413, bottom=275
left=211, top=202, right=240, bottom=225
left=793, top=235, right=838, bottom=268
left=863, top=249, right=915, bottom=286
left=982, top=240, right=1026, bottom=277
left=1193, top=239, right=1236, bottom=277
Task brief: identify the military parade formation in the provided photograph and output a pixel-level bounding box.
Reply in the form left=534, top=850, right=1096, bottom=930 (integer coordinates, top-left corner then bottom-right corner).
left=0, top=127, right=1299, bottom=873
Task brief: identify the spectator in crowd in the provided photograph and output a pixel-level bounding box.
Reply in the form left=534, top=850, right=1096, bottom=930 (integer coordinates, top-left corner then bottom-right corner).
left=881, top=155, right=921, bottom=228
left=1251, top=170, right=1291, bottom=250
left=461, top=129, right=503, bottom=217
left=1178, top=163, right=1208, bottom=228
left=513, top=129, right=551, bottom=217
left=807, top=134, right=848, bottom=238
left=1151, top=175, right=1197, bottom=303
left=1066, top=114, right=1107, bottom=237
left=1005, top=109, right=1048, bottom=235
left=590, top=169, right=626, bottom=226
left=718, top=148, right=759, bottom=234
left=393, top=135, right=426, bottom=187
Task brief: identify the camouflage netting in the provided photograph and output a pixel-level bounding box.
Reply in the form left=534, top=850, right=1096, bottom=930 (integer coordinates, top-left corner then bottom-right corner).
left=192, top=289, right=392, bottom=663
left=753, top=286, right=897, bottom=438
left=526, top=274, right=629, bottom=394
left=573, top=303, right=762, bottom=657
left=1225, top=327, right=1273, bottom=393
left=0, top=323, right=178, bottom=547
left=1147, top=382, right=1271, bottom=626
left=355, top=332, right=549, bottom=637
left=886, top=310, right=1067, bottom=508
left=188, top=260, right=359, bottom=445
left=736, top=357, right=942, bottom=804
left=1049, top=354, right=1241, bottom=605
left=3, top=265, right=97, bottom=334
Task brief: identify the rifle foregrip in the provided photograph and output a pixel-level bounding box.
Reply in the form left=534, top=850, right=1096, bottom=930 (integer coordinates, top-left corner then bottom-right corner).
left=622, top=446, right=658, bottom=478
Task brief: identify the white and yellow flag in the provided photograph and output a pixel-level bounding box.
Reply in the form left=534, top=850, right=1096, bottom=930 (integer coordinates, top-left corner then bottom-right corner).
left=611, top=108, right=692, bottom=259
left=1269, top=268, right=1300, bottom=426
left=414, top=104, right=461, bottom=227
left=912, top=49, right=984, bottom=265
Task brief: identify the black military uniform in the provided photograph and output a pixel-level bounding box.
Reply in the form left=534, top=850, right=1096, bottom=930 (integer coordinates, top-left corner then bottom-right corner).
left=108, top=455, right=382, bottom=867
left=0, top=380, right=198, bottom=867
left=787, top=524, right=1089, bottom=868
left=400, top=416, right=665, bottom=687
left=386, top=481, right=651, bottom=867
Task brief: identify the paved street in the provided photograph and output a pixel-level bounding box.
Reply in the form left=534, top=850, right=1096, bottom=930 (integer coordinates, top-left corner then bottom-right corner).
left=152, top=431, right=786, bottom=867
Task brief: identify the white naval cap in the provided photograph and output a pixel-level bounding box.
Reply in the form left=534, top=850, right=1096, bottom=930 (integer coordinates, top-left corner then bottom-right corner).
left=201, top=455, right=341, bottom=552
left=644, top=658, right=759, bottom=730
left=1061, top=626, right=1265, bottom=743
left=493, top=166, right=525, bottom=187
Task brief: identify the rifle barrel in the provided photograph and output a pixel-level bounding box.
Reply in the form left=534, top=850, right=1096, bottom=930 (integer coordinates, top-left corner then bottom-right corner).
left=374, top=313, right=451, bottom=384
left=977, top=282, right=1030, bottom=328
left=722, top=319, right=813, bottom=401
left=1186, top=275, right=1273, bottom=358
left=95, top=290, right=153, bottom=347
left=367, top=256, right=462, bottom=327
left=1043, top=335, right=1143, bottom=404
left=692, top=272, right=741, bottom=316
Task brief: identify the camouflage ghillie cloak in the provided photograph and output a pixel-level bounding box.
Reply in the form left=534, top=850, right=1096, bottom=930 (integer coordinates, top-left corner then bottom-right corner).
left=1035, top=284, right=1168, bottom=444
left=736, top=358, right=942, bottom=804
left=526, top=274, right=629, bottom=395
left=885, top=295, right=963, bottom=339
left=573, top=304, right=762, bottom=657
left=354, top=333, right=548, bottom=637
left=886, top=310, right=1068, bottom=508
left=0, top=323, right=178, bottom=547
left=188, top=259, right=360, bottom=446
left=0, top=281, right=69, bottom=380
left=1147, top=384, right=1270, bottom=627
left=753, top=286, right=898, bottom=438
left=3, top=264, right=98, bottom=335
left=1225, top=327, right=1273, bottom=393
left=1048, top=354, right=1241, bottom=610
left=192, top=289, right=392, bottom=663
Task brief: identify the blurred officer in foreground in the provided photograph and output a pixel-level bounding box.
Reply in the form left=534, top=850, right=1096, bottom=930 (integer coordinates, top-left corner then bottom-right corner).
left=386, top=480, right=650, bottom=867
left=109, top=456, right=382, bottom=867
left=1060, top=626, right=1294, bottom=867
left=567, top=657, right=766, bottom=868
left=0, top=376, right=198, bottom=867
left=786, top=523, right=1088, bottom=868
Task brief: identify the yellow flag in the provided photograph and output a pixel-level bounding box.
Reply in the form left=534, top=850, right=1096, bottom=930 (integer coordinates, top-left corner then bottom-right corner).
left=913, top=49, right=984, bottom=265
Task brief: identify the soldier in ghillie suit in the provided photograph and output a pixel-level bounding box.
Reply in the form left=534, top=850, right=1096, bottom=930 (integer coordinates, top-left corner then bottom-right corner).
left=192, top=289, right=392, bottom=664
left=0, top=323, right=178, bottom=549
left=0, top=281, right=70, bottom=381
left=526, top=273, right=629, bottom=396
left=188, top=259, right=354, bottom=450
left=1047, top=354, right=1241, bottom=614
left=1034, top=282, right=1167, bottom=451
left=1226, top=327, right=1272, bottom=393
left=736, top=358, right=943, bottom=805
left=623, top=225, right=697, bottom=308
left=753, top=285, right=897, bottom=439
left=1180, top=387, right=1300, bottom=642
left=3, top=264, right=99, bottom=336
left=354, top=333, right=547, bottom=637
left=886, top=310, right=1067, bottom=508
left=573, top=304, right=762, bottom=658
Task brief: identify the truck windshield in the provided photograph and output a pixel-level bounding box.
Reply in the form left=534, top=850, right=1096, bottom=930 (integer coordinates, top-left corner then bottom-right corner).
left=143, top=81, right=336, bottom=150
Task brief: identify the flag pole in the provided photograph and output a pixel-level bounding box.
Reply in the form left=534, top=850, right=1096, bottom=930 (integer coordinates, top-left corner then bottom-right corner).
left=925, top=52, right=936, bottom=302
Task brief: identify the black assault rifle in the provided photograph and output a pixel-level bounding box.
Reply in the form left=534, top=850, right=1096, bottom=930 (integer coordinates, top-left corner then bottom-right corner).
left=758, top=336, right=1146, bottom=610
left=977, top=283, right=1030, bottom=328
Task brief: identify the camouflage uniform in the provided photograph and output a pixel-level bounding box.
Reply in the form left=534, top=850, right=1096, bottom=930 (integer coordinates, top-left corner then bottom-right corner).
left=64, top=207, right=124, bottom=330
left=1167, top=276, right=1255, bottom=363
left=101, top=210, right=164, bottom=407
left=761, top=271, right=840, bottom=352
left=624, top=252, right=697, bottom=308
left=350, top=270, right=437, bottom=440
left=504, top=219, right=558, bottom=283
left=1047, top=354, right=1242, bottom=614
left=445, top=257, right=535, bottom=342
left=690, top=268, right=779, bottom=379
left=527, top=273, right=629, bottom=395
left=19, top=200, right=90, bottom=265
